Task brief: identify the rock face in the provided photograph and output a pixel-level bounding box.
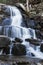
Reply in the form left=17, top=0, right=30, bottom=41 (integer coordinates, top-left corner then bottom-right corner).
left=40, top=44, right=43, bottom=52
left=11, top=44, right=26, bottom=56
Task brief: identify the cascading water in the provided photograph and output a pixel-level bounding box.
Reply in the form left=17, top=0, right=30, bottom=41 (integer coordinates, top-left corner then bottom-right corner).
left=2, top=6, right=37, bottom=39
left=2, top=5, right=36, bottom=55
left=0, top=5, right=43, bottom=59
left=10, top=6, right=23, bottom=26
left=3, top=26, right=37, bottom=39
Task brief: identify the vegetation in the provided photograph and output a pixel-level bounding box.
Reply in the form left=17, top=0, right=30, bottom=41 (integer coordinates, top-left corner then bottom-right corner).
left=0, top=0, right=43, bottom=18
left=0, top=0, right=26, bottom=4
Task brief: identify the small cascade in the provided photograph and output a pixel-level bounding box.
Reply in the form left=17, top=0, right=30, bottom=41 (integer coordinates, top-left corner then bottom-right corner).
left=0, top=50, right=3, bottom=55
left=9, top=43, right=13, bottom=55
left=3, top=26, right=37, bottom=39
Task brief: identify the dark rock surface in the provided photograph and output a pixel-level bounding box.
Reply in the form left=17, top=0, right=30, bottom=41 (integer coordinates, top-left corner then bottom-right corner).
left=3, top=46, right=10, bottom=54
left=14, top=38, right=23, bottom=43
left=11, top=44, right=26, bottom=56
left=40, top=44, right=43, bottom=52
left=0, top=35, right=11, bottom=47
left=25, top=38, right=41, bottom=46
left=2, top=43, right=26, bottom=56
left=35, top=30, right=43, bottom=39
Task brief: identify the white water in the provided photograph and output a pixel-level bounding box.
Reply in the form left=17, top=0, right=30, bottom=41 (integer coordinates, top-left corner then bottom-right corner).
left=10, top=6, right=23, bottom=26
left=3, top=26, right=37, bottom=39
left=0, top=6, right=43, bottom=59
left=2, top=6, right=37, bottom=39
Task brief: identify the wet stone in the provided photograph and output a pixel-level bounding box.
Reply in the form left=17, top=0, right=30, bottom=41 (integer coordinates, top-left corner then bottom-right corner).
left=3, top=46, right=10, bottom=54
left=11, top=44, right=26, bottom=56
left=0, top=36, right=11, bottom=47
left=40, top=44, right=43, bottom=52
left=15, top=38, right=23, bottom=43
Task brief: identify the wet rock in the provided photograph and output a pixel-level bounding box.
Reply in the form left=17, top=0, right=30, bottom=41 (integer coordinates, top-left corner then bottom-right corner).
left=40, top=22, right=43, bottom=28
left=35, top=30, right=43, bottom=39
left=3, top=46, right=10, bottom=54
left=0, top=35, right=11, bottom=47
left=0, top=26, right=3, bottom=35
left=17, top=62, right=28, bottom=65
left=14, top=38, right=23, bottom=43
left=25, top=38, right=40, bottom=46
left=2, top=43, right=26, bottom=55
left=11, top=44, right=26, bottom=56
left=35, top=30, right=41, bottom=39
left=40, top=44, right=43, bottom=52
left=31, top=53, right=35, bottom=56
left=40, top=31, right=43, bottom=39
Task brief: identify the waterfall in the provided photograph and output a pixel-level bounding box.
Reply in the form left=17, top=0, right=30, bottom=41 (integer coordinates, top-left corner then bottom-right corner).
left=2, top=5, right=37, bottom=39
left=0, top=5, right=43, bottom=59
left=9, top=43, right=13, bottom=55
left=3, top=26, right=37, bottom=39
left=3, top=26, right=37, bottom=55
left=10, top=6, right=23, bottom=26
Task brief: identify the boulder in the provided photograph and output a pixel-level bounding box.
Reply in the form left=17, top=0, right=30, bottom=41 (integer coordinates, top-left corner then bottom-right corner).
left=11, top=44, right=26, bottom=56
left=0, top=35, right=11, bottom=47
left=25, top=38, right=41, bottom=46
left=2, top=43, right=26, bottom=55
left=14, top=38, right=23, bottom=43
